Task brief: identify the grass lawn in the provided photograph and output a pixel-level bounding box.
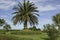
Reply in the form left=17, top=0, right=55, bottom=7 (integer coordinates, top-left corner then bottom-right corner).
left=12, top=33, right=48, bottom=40
left=6, top=30, right=48, bottom=40
left=0, top=30, right=60, bottom=40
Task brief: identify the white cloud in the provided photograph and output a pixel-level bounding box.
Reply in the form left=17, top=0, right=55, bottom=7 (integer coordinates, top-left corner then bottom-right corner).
left=39, top=18, right=52, bottom=24
left=30, top=0, right=54, bottom=3
left=0, top=0, right=60, bottom=11
left=0, top=0, right=16, bottom=10
left=0, top=14, right=8, bottom=19
left=38, top=5, right=56, bottom=11
left=38, top=18, right=53, bottom=29
left=36, top=5, right=60, bottom=12
left=56, top=5, right=60, bottom=8
left=30, top=0, right=60, bottom=12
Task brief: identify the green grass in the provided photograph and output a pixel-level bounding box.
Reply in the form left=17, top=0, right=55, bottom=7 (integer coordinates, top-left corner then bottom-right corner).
left=13, top=33, right=48, bottom=40
left=10, top=30, right=42, bottom=35
left=4, top=30, right=49, bottom=40
left=0, top=34, right=19, bottom=40
left=0, top=30, right=60, bottom=40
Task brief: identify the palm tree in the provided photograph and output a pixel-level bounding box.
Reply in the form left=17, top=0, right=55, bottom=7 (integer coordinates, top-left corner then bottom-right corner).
left=3, top=24, right=11, bottom=32
left=53, top=13, right=60, bottom=31
left=12, top=0, right=39, bottom=30
left=0, top=19, right=5, bottom=26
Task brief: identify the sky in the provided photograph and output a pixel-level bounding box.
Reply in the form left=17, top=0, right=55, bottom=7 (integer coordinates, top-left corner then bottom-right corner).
left=0, top=0, right=60, bottom=30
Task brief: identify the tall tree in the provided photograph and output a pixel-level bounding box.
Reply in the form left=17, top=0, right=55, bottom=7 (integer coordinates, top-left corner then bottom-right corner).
left=53, top=13, right=60, bottom=31
left=44, top=24, right=58, bottom=40
left=12, top=0, right=39, bottom=30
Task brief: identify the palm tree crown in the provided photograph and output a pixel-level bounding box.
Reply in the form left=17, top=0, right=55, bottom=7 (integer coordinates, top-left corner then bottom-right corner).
left=3, top=24, right=11, bottom=31
left=12, top=0, right=39, bottom=30
left=0, top=19, right=5, bottom=26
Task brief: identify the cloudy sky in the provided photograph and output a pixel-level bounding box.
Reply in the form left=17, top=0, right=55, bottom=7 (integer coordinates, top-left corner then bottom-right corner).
left=0, top=0, right=60, bottom=29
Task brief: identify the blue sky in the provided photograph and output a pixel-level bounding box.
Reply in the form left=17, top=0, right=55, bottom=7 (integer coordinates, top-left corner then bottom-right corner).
left=0, top=0, right=60, bottom=30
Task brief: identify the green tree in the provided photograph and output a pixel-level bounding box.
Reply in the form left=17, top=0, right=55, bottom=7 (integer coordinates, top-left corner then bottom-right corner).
left=43, top=25, right=47, bottom=32
left=0, top=19, right=5, bottom=26
left=3, top=24, right=11, bottom=32
left=29, top=26, right=41, bottom=31
left=33, top=26, right=36, bottom=31
left=29, top=26, right=36, bottom=31
left=53, top=13, right=60, bottom=31
left=12, top=0, right=39, bottom=30
left=44, top=24, right=58, bottom=40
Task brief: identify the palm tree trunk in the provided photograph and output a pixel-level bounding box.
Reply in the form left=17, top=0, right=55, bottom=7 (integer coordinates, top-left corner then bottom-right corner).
left=24, top=20, right=28, bottom=30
